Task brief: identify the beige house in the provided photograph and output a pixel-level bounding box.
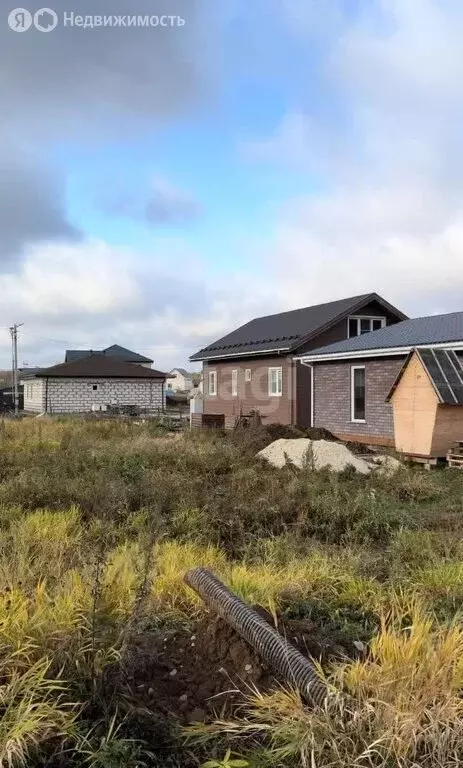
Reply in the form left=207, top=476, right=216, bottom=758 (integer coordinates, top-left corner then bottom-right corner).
left=166, top=368, right=194, bottom=392
left=386, top=348, right=463, bottom=457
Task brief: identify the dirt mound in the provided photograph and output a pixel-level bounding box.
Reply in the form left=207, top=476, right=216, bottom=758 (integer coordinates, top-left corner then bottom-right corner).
left=258, top=438, right=372, bottom=474
left=264, top=424, right=337, bottom=442
left=119, top=608, right=357, bottom=727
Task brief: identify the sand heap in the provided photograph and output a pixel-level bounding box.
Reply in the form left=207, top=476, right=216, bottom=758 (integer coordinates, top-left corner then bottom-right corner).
left=258, top=438, right=378, bottom=474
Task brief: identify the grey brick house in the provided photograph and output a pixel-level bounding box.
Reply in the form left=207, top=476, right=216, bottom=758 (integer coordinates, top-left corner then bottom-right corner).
left=23, top=354, right=166, bottom=414
left=299, top=311, right=463, bottom=446
left=190, top=293, right=407, bottom=428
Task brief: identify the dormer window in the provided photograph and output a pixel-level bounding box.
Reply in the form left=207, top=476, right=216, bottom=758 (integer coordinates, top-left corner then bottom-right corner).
left=348, top=316, right=386, bottom=338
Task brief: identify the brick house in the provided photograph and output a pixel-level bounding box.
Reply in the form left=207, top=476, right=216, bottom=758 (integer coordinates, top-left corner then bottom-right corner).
left=190, top=293, right=407, bottom=428
left=23, top=354, right=166, bottom=414
left=299, top=310, right=463, bottom=447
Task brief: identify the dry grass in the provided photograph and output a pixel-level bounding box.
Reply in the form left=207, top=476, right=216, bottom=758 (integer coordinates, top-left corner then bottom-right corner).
left=0, top=417, right=461, bottom=765
left=192, top=602, right=463, bottom=767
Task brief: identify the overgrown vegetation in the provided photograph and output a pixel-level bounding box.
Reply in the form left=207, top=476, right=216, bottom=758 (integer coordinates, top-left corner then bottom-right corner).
left=0, top=417, right=461, bottom=766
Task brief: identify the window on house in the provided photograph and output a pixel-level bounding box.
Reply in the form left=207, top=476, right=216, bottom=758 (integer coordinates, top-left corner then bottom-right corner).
left=351, top=366, right=366, bottom=422
left=208, top=370, right=217, bottom=396
left=92, top=384, right=99, bottom=391
left=268, top=366, right=282, bottom=396
left=348, top=316, right=386, bottom=337
left=245, top=369, right=251, bottom=382
left=231, top=369, right=238, bottom=397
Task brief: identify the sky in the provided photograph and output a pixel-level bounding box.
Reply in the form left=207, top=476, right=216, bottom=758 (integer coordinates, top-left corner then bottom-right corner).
left=1, top=0, right=463, bottom=371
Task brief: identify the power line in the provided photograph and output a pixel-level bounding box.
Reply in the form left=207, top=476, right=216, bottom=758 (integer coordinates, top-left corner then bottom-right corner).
left=16, top=330, right=206, bottom=350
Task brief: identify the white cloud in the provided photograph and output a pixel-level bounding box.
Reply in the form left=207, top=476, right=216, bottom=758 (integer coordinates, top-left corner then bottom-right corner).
left=246, top=0, right=463, bottom=318
left=0, top=239, right=278, bottom=371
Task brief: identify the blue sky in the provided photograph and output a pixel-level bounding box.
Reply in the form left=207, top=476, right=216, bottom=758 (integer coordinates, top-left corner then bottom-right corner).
left=1, top=0, right=463, bottom=369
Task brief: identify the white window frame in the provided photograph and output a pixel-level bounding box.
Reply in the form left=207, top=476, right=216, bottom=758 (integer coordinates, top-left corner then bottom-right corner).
left=231, top=369, right=238, bottom=397
left=208, top=370, right=217, bottom=396
left=268, top=366, right=283, bottom=397
left=351, top=365, right=366, bottom=423
left=347, top=316, right=386, bottom=338
left=245, top=368, right=251, bottom=382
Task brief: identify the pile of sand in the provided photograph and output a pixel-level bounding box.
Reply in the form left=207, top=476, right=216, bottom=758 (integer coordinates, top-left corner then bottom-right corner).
left=258, top=438, right=372, bottom=474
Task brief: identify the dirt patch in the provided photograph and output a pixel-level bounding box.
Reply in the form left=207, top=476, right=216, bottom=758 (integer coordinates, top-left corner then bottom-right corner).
left=118, top=607, right=359, bottom=727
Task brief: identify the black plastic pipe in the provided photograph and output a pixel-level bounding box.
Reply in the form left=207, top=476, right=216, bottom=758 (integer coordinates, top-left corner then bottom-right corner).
left=184, top=567, right=329, bottom=707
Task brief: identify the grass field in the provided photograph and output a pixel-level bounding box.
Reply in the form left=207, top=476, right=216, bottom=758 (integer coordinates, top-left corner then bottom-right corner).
left=0, top=417, right=462, bottom=767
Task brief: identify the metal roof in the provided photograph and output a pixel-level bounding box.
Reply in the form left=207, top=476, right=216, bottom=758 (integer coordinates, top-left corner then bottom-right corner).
left=386, top=348, right=463, bottom=405
left=36, top=354, right=166, bottom=379
left=190, top=293, right=407, bottom=361
left=301, top=312, right=463, bottom=360
left=65, top=345, right=153, bottom=364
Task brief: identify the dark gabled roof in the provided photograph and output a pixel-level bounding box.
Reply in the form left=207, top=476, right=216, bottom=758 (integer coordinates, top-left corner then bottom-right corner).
left=65, top=350, right=92, bottom=363
left=19, top=367, right=44, bottom=378
left=103, top=345, right=153, bottom=363
left=303, top=311, right=463, bottom=359
left=190, top=293, right=407, bottom=361
left=386, top=348, right=463, bottom=405
left=65, top=345, right=153, bottom=364
left=170, top=368, right=191, bottom=377
left=35, top=354, right=166, bottom=379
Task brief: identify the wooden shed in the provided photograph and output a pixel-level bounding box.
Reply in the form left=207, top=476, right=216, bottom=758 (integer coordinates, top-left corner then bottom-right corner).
left=386, top=348, right=463, bottom=458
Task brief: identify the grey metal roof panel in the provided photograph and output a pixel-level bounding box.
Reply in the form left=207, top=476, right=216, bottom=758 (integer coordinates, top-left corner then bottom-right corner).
left=65, top=346, right=153, bottom=364
left=65, top=350, right=91, bottom=362
left=430, top=349, right=463, bottom=404
left=190, top=293, right=397, bottom=361
left=306, top=312, right=463, bottom=358
left=102, top=345, right=153, bottom=363
left=387, top=347, right=463, bottom=405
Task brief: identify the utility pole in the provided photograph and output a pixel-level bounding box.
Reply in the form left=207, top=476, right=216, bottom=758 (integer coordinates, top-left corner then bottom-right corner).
left=10, top=323, right=23, bottom=416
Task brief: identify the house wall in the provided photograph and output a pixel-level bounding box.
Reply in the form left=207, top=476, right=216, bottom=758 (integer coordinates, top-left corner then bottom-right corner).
left=390, top=353, right=438, bottom=456
left=36, top=377, right=165, bottom=413
left=293, top=305, right=402, bottom=427
left=313, top=357, right=405, bottom=445
left=166, top=372, right=193, bottom=391
left=200, top=300, right=404, bottom=428
left=23, top=378, right=46, bottom=412
left=431, top=406, right=463, bottom=456
left=203, top=356, right=294, bottom=425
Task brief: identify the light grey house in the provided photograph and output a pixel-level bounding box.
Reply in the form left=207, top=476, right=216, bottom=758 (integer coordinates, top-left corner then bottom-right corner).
left=23, top=354, right=167, bottom=414
left=165, top=368, right=194, bottom=392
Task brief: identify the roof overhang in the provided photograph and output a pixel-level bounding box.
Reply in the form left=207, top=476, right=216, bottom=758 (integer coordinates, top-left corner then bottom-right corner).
left=190, top=347, right=291, bottom=362
left=297, top=340, right=463, bottom=363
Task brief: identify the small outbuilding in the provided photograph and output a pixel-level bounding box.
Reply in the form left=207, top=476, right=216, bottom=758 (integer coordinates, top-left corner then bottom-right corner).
left=386, top=347, right=463, bottom=457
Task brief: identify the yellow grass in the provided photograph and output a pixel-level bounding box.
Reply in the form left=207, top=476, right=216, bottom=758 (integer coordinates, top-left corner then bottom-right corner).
left=193, top=601, right=463, bottom=767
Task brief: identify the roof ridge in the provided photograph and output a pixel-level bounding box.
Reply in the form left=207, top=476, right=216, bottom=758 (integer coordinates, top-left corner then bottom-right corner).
left=242, top=293, right=373, bottom=324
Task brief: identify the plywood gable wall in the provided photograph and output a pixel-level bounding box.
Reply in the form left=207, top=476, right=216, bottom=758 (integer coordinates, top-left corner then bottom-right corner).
left=391, top=352, right=439, bottom=456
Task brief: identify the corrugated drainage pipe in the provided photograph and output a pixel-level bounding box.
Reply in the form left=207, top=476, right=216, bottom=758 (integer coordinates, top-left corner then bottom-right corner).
left=184, top=567, right=329, bottom=707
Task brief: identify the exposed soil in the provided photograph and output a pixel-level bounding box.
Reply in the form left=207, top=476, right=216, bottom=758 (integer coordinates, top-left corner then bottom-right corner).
left=118, top=606, right=360, bottom=727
